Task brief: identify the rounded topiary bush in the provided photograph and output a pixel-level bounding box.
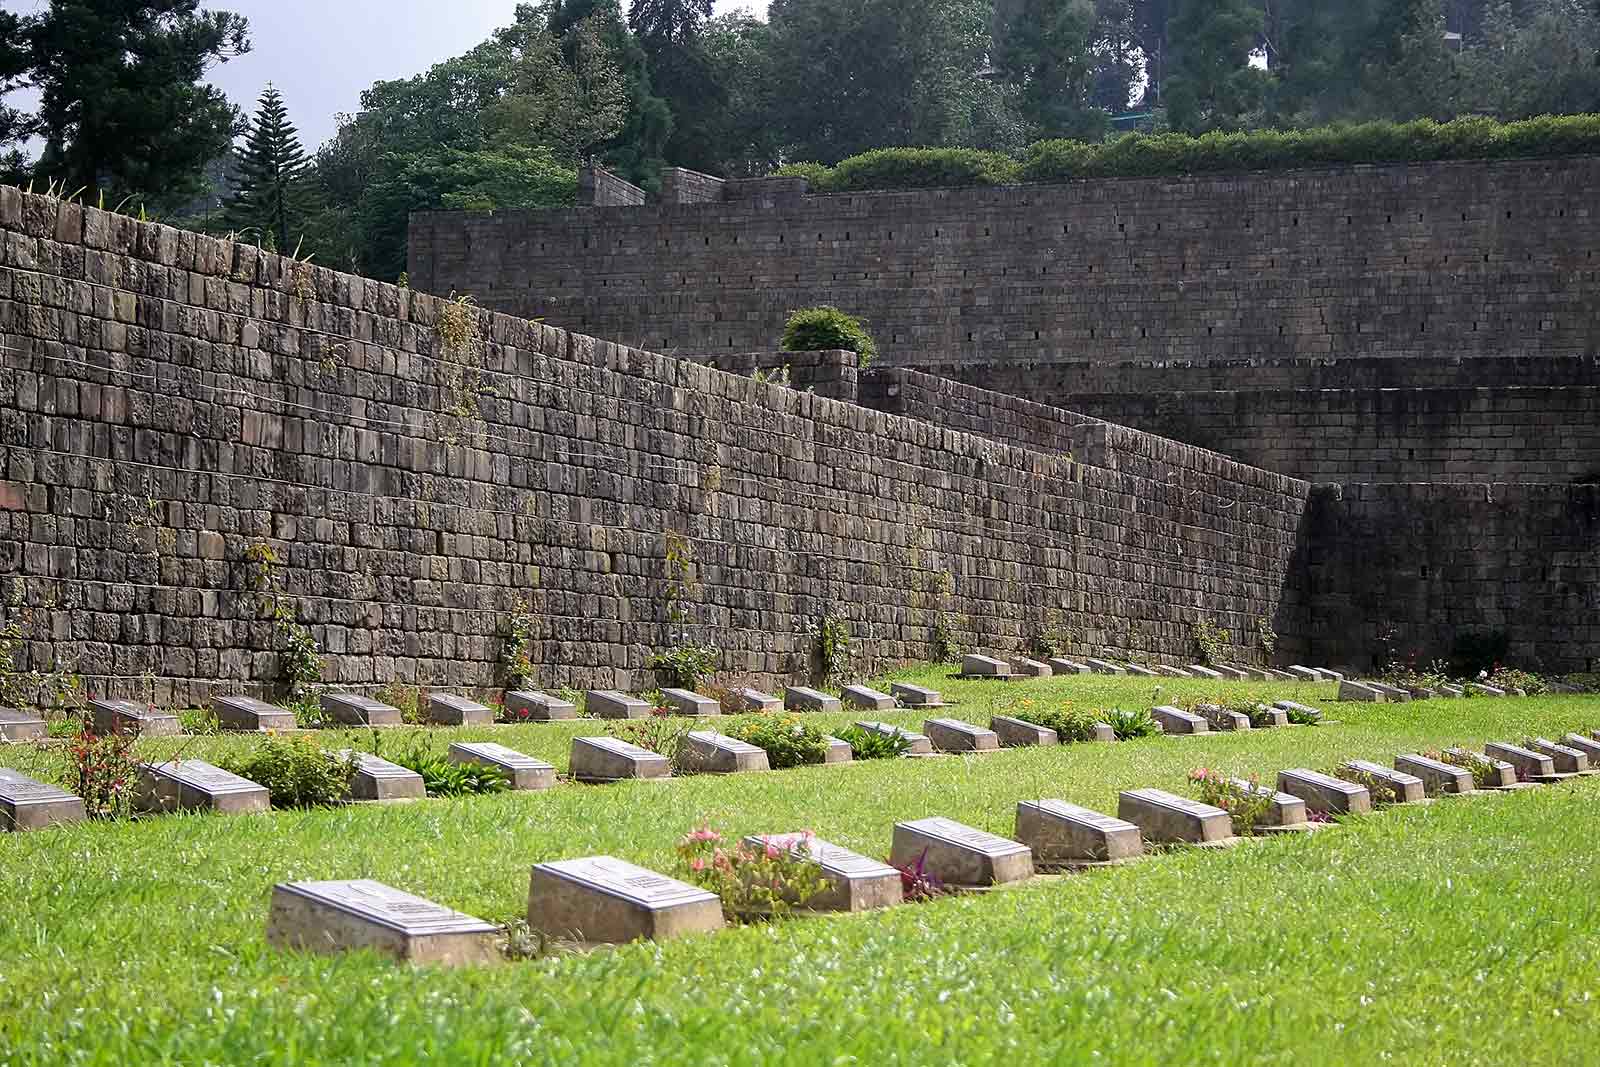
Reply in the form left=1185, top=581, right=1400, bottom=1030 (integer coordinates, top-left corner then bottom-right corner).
left=780, top=306, right=878, bottom=367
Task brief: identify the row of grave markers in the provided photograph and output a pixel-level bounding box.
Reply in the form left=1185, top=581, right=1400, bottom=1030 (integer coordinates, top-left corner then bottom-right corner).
left=1335, top=678, right=1524, bottom=702
left=252, top=725, right=1600, bottom=966
left=957, top=654, right=1344, bottom=683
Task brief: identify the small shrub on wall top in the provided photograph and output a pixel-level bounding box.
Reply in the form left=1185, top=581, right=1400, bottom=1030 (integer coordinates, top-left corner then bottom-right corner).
left=781, top=307, right=878, bottom=367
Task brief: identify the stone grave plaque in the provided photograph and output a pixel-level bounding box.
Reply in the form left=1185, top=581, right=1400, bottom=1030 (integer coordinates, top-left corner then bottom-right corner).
left=136, top=760, right=270, bottom=815
left=1337, top=680, right=1384, bottom=703
left=1210, top=665, right=1248, bottom=680
left=587, top=691, right=653, bottom=720
left=1562, top=733, right=1600, bottom=764
left=0, top=768, right=85, bottom=831
left=267, top=880, right=497, bottom=965
left=527, top=856, right=723, bottom=943
left=1287, top=665, right=1322, bottom=681
left=784, top=686, right=842, bottom=713
left=1277, top=769, right=1372, bottom=815
left=1365, top=682, right=1411, bottom=703
left=1195, top=704, right=1251, bottom=732
left=1314, top=668, right=1347, bottom=681
left=733, top=688, right=782, bottom=713
left=853, top=721, right=932, bottom=755
left=842, top=685, right=896, bottom=711
left=1015, top=800, right=1142, bottom=864
left=1090, top=722, right=1117, bottom=742
left=1186, top=665, right=1225, bottom=679
left=1238, top=667, right=1273, bottom=681
left=1085, top=659, right=1126, bottom=676
left=449, top=742, right=557, bottom=790
left=1340, top=760, right=1425, bottom=804
left=1527, top=738, right=1589, bottom=775
left=569, top=737, right=671, bottom=782
left=1269, top=669, right=1300, bottom=681
left=823, top=736, right=854, bottom=764
left=1049, top=659, right=1091, bottom=675
left=681, top=731, right=771, bottom=774
left=213, top=695, right=296, bottom=732
left=1155, top=665, right=1192, bottom=678
left=1440, top=684, right=1466, bottom=697
left=990, top=715, right=1059, bottom=748
left=89, top=697, right=180, bottom=737
left=1394, top=754, right=1474, bottom=795
left=505, top=690, right=578, bottom=722
left=961, top=655, right=1013, bottom=678
left=1008, top=658, right=1054, bottom=678
left=1273, top=700, right=1323, bottom=722
left=1117, top=789, right=1232, bottom=845
left=1445, top=748, right=1518, bottom=788
left=0, top=708, right=46, bottom=742
left=1404, top=686, right=1437, bottom=700
left=743, top=834, right=903, bottom=912
left=923, top=718, right=999, bottom=753
left=1151, top=706, right=1208, bottom=735
left=1123, top=663, right=1157, bottom=677
left=321, top=692, right=402, bottom=728
left=343, top=752, right=426, bottom=802
left=426, top=693, right=493, bottom=726
left=1253, top=704, right=1290, bottom=727
left=1223, top=779, right=1307, bottom=829
left=1484, top=742, right=1557, bottom=780
left=890, top=817, right=1034, bottom=886
left=661, top=689, right=720, bottom=717
left=1469, top=684, right=1507, bottom=697
left=890, top=682, right=944, bottom=708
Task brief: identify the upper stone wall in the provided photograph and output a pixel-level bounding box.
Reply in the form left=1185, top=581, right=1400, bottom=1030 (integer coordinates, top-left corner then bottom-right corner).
left=409, top=157, right=1600, bottom=370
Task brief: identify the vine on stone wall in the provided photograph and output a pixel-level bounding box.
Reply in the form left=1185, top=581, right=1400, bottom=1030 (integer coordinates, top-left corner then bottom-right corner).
left=930, top=571, right=960, bottom=663
left=244, top=540, right=323, bottom=706
left=1030, top=608, right=1081, bottom=660
left=1191, top=618, right=1230, bottom=666
left=816, top=610, right=852, bottom=683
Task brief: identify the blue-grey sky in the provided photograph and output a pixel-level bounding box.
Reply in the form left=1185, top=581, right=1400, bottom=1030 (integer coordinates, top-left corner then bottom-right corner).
left=3, top=0, right=769, bottom=150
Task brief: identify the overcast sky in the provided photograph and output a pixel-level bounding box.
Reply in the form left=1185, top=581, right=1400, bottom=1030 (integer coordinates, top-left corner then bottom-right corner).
left=3, top=0, right=769, bottom=150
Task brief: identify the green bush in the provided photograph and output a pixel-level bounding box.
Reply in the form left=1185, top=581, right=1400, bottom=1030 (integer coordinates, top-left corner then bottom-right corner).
left=386, top=741, right=511, bottom=798
left=823, top=147, right=1020, bottom=192
left=648, top=643, right=720, bottom=691
left=221, top=735, right=359, bottom=808
left=1103, top=707, right=1160, bottom=741
left=773, top=161, right=833, bottom=188
left=836, top=724, right=912, bottom=760
left=1006, top=702, right=1104, bottom=743
left=781, top=306, right=878, bottom=367
left=724, top=714, right=831, bottom=769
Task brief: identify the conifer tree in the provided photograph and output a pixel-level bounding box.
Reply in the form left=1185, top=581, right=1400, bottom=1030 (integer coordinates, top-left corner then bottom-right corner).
left=223, top=85, right=313, bottom=252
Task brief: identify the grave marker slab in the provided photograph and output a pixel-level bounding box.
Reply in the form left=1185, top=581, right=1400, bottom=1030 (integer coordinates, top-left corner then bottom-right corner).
left=1404, top=686, right=1438, bottom=700
left=823, top=736, right=854, bottom=764
left=1237, top=667, right=1273, bottom=681
left=1337, top=680, right=1385, bottom=703
left=1223, top=779, right=1307, bottom=830
left=1314, top=668, right=1347, bottom=682
left=1365, top=682, right=1412, bottom=703
left=1151, top=706, right=1209, bottom=735
left=1008, top=657, right=1054, bottom=678
left=1340, top=760, right=1425, bottom=804
left=842, top=685, right=896, bottom=712
left=1562, top=734, right=1600, bottom=764
left=0, top=708, right=45, bottom=742
left=1086, top=659, right=1126, bottom=675
left=923, top=718, right=999, bottom=753
left=743, top=834, right=903, bottom=912
left=505, top=690, right=578, bottom=721
left=1185, top=665, right=1224, bottom=679
left=681, top=731, right=771, bottom=774
left=890, top=682, right=945, bottom=708
left=89, top=697, right=180, bottom=737
left=661, top=689, right=720, bottom=717
left=213, top=695, right=296, bottom=732
left=1273, top=700, right=1323, bottom=722
left=961, top=655, right=1014, bottom=678
left=1440, top=684, right=1466, bottom=697
left=1469, top=684, right=1507, bottom=697
left=1484, top=742, right=1558, bottom=781
left=1394, top=754, right=1474, bottom=795
left=344, top=752, right=426, bottom=802
left=785, top=686, right=842, bottom=713
left=1211, top=665, right=1249, bottom=680
left=1048, top=659, right=1092, bottom=675
left=1527, top=738, right=1589, bottom=775
left=1155, top=665, right=1192, bottom=678
left=1124, top=663, right=1158, bottom=677
left=1090, top=722, right=1117, bottom=742
left=0, top=768, right=84, bottom=831
left=321, top=692, right=402, bottom=728
left=1117, top=789, right=1232, bottom=845
left=528, top=856, right=723, bottom=943
left=990, top=716, right=1059, bottom=748
left=853, top=721, right=933, bottom=755
left=1287, top=665, right=1323, bottom=681
left=268, top=880, right=498, bottom=965
left=449, top=742, right=557, bottom=790
left=569, top=737, right=671, bottom=782
left=1015, top=800, right=1143, bottom=864
left=136, top=760, right=269, bottom=815
left=1195, top=704, right=1251, bottom=731
left=426, top=693, right=493, bottom=726
left=1277, top=769, right=1372, bottom=815
left=734, top=688, right=782, bottom=713
left=587, top=691, right=654, bottom=719
left=1445, top=748, right=1518, bottom=788
left=1253, top=704, right=1290, bottom=727
left=1269, top=669, right=1300, bottom=681
left=890, top=817, right=1034, bottom=886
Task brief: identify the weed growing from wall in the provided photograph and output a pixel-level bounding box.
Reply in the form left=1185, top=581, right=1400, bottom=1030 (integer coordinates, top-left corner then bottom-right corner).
left=816, top=611, right=852, bottom=683
left=1031, top=608, right=1081, bottom=659
left=1190, top=619, right=1230, bottom=666
left=502, top=609, right=538, bottom=688
left=1255, top=616, right=1278, bottom=660
left=243, top=540, right=323, bottom=708
left=930, top=571, right=960, bottom=662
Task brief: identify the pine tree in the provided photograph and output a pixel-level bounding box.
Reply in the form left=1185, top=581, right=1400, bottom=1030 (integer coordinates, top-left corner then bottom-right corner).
left=223, top=85, right=313, bottom=252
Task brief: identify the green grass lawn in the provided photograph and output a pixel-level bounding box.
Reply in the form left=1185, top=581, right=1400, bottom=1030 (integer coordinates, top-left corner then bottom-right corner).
left=2, top=668, right=1599, bottom=1065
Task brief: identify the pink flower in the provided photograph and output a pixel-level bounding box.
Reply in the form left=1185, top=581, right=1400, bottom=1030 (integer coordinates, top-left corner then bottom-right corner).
left=687, top=827, right=721, bottom=843
left=765, top=842, right=781, bottom=860
left=690, top=858, right=707, bottom=872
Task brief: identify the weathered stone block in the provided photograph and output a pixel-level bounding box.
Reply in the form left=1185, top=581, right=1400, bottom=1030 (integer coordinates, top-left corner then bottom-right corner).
left=321, top=692, right=402, bottom=728
left=1337, top=680, right=1385, bottom=702
left=890, top=817, right=1034, bottom=886
left=268, top=880, right=498, bottom=965
left=1117, top=789, right=1232, bottom=845
left=1008, top=657, right=1054, bottom=678
left=661, top=689, right=720, bottom=717
left=505, top=690, right=578, bottom=721
left=1277, top=769, right=1372, bottom=815
left=1155, top=665, right=1192, bottom=677
left=785, top=686, right=842, bottom=713
left=345, top=752, right=426, bottom=802
left=0, top=708, right=46, bottom=742
left=1048, top=659, right=1091, bottom=674
left=136, top=760, right=270, bottom=814
left=1365, top=682, right=1411, bottom=703
left=1287, top=665, right=1323, bottom=681
left=1195, top=704, right=1251, bottom=731
left=923, top=718, right=999, bottom=753
left=823, top=736, right=854, bottom=764
left=0, top=768, right=84, bottom=831
left=89, top=698, right=180, bottom=737
left=890, top=682, right=944, bottom=707
left=1186, top=665, right=1225, bottom=679
left=1015, top=800, right=1142, bottom=864
left=990, top=715, right=1059, bottom=747
left=742, top=834, right=902, bottom=912
left=1562, top=733, right=1600, bottom=764
left=1527, top=738, right=1589, bottom=774
left=1484, top=742, right=1556, bottom=779
left=1313, top=668, right=1347, bottom=681
left=213, top=695, right=296, bottom=732
left=852, top=720, right=932, bottom=755
left=1395, top=754, right=1474, bottom=794
left=962, top=655, right=1013, bottom=678
left=1090, top=722, right=1117, bottom=742
left=1210, top=665, right=1248, bottom=680
left=449, top=742, right=557, bottom=790
left=527, top=856, right=723, bottom=943
left=1151, top=706, right=1208, bottom=735
left=842, top=685, right=896, bottom=711
left=1339, top=760, right=1425, bottom=804
left=733, top=688, right=782, bottom=712
left=569, top=737, right=670, bottom=782
left=587, top=691, right=653, bottom=719
left=1086, top=659, right=1126, bottom=675
left=680, top=731, right=771, bottom=774
left=426, top=693, right=493, bottom=726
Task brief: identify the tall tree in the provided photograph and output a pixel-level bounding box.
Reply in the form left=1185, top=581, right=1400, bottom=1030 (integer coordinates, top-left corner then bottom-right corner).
left=630, top=0, right=726, bottom=171
left=222, top=86, right=313, bottom=251
left=997, top=0, right=1119, bottom=140
left=550, top=0, right=673, bottom=186
left=26, top=0, right=250, bottom=210
left=0, top=9, right=32, bottom=183
left=1162, top=0, right=1269, bottom=131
